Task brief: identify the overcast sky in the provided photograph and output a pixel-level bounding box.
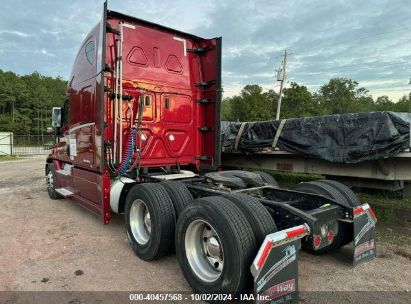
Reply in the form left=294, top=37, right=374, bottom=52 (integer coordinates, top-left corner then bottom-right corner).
left=1, top=0, right=410, bottom=100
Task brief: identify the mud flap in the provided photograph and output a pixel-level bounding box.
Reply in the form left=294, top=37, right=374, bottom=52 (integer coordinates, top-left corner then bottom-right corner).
left=251, top=224, right=309, bottom=304
left=352, top=203, right=377, bottom=266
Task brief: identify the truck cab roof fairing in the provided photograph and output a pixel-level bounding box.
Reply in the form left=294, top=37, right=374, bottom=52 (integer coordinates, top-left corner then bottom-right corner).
left=106, top=10, right=207, bottom=41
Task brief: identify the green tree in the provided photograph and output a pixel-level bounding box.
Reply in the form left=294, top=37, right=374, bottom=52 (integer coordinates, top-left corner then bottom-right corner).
left=221, top=98, right=233, bottom=120
left=393, top=94, right=411, bottom=112
left=222, top=84, right=278, bottom=121
left=375, top=95, right=395, bottom=111
left=0, top=69, right=67, bottom=135
left=318, top=78, right=372, bottom=114
left=281, top=82, right=320, bottom=118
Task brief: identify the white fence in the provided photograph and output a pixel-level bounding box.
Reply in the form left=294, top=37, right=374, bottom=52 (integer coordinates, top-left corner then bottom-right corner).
left=0, top=132, right=13, bottom=155
left=0, top=133, right=52, bottom=156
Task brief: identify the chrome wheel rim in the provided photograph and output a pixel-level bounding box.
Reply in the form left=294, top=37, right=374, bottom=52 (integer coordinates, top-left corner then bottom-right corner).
left=185, top=220, right=224, bottom=283
left=130, top=199, right=151, bottom=245
left=46, top=170, right=54, bottom=189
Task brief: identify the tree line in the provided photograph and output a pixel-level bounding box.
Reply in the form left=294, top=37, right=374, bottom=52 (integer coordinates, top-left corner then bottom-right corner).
left=222, top=78, right=411, bottom=121
left=0, top=69, right=67, bottom=135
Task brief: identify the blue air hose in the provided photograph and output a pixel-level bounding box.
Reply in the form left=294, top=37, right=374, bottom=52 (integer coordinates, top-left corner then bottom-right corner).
left=118, top=127, right=136, bottom=176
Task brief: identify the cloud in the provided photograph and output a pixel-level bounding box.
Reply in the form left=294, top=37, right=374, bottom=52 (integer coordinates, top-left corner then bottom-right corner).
left=40, top=48, right=55, bottom=57
left=0, top=30, right=30, bottom=37
left=191, top=0, right=411, bottom=99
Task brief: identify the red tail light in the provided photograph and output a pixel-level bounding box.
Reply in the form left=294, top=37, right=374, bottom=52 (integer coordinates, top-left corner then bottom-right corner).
left=327, top=230, right=335, bottom=242
left=313, top=235, right=321, bottom=248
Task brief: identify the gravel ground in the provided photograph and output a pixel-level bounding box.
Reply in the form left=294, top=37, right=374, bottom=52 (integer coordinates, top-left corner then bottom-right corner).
left=0, top=157, right=410, bottom=303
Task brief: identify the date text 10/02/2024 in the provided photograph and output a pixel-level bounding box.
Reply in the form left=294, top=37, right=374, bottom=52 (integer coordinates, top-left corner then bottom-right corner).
left=128, top=293, right=290, bottom=302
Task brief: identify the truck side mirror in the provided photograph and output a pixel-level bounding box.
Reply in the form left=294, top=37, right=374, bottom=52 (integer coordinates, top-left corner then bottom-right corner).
left=52, top=107, right=62, bottom=128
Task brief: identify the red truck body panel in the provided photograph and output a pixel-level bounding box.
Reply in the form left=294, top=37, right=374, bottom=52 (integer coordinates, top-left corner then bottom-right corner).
left=104, top=11, right=221, bottom=170
left=48, top=5, right=221, bottom=224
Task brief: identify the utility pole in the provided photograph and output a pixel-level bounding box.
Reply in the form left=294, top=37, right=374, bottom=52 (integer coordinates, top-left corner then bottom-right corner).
left=275, top=50, right=288, bottom=120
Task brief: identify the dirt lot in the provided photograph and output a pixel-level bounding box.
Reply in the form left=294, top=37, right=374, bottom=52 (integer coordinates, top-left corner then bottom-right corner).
left=0, top=157, right=410, bottom=302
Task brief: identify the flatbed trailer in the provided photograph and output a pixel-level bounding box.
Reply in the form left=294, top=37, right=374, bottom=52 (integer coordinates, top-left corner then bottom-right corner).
left=44, top=3, right=378, bottom=302
left=222, top=150, right=411, bottom=196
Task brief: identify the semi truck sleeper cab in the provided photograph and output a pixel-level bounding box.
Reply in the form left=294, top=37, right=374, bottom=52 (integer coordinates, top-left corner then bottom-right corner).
left=46, top=3, right=377, bottom=302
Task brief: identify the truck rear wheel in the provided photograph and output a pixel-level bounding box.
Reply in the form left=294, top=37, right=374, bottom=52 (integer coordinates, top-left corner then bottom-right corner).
left=176, top=196, right=256, bottom=296
left=160, top=181, right=193, bottom=218
left=124, top=183, right=175, bottom=261
left=254, top=171, right=279, bottom=187
left=223, top=193, right=277, bottom=244
left=293, top=180, right=350, bottom=207
left=320, top=180, right=360, bottom=206
left=293, top=180, right=358, bottom=253
left=46, top=163, right=63, bottom=200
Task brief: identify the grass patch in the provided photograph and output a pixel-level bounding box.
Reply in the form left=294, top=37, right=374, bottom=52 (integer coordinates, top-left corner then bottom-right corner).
left=376, top=223, right=411, bottom=246
left=250, top=169, right=323, bottom=189
left=0, top=155, right=20, bottom=162
left=357, top=192, right=411, bottom=224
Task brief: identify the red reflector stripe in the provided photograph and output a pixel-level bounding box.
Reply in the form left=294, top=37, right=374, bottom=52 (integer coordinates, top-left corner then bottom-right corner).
left=369, top=208, right=376, bottom=219
left=286, top=226, right=307, bottom=238
left=353, top=206, right=364, bottom=215
left=257, top=241, right=273, bottom=269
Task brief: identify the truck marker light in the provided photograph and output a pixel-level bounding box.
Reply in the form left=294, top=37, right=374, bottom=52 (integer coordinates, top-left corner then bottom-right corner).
left=313, top=235, right=321, bottom=248
left=327, top=230, right=335, bottom=242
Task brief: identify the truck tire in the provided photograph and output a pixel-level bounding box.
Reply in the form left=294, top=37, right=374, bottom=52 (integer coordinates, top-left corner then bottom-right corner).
left=223, top=193, right=277, bottom=244
left=124, top=183, right=175, bottom=261
left=46, top=163, right=63, bottom=200
left=254, top=171, right=279, bottom=188
left=176, top=196, right=256, bottom=296
left=320, top=180, right=360, bottom=207
left=292, top=180, right=352, bottom=254
left=293, top=180, right=350, bottom=207
left=159, top=181, right=193, bottom=218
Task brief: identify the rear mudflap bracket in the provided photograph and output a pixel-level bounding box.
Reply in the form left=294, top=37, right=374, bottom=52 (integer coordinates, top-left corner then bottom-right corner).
left=352, top=203, right=377, bottom=266
left=251, top=224, right=310, bottom=303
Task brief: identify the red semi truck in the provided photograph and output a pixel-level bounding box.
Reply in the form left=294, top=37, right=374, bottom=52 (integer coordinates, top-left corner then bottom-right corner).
left=46, top=3, right=377, bottom=302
